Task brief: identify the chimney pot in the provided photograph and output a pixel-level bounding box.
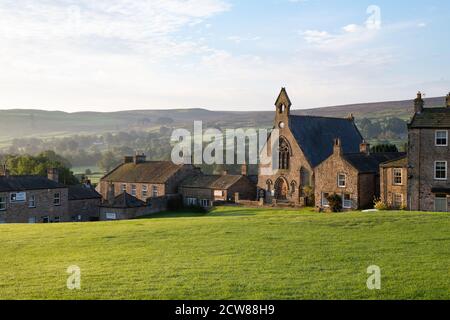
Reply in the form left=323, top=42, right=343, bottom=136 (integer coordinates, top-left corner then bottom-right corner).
left=133, top=153, right=146, bottom=164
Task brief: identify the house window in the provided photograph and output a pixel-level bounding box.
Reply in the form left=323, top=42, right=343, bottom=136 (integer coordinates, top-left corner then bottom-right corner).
left=142, top=185, right=148, bottom=199
left=343, top=194, right=352, bottom=209
left=131, top=185, right=137, bottom=197
left=435, top=130, right=448, bottom=146
left=337, top=173, right=346, bottom=188
left=393, top=169, right=403, bottom=185
left=0, top=196, right=6, bottom=211
left=121, top=184, right=127, bottom=193
left=187, top=198, right=198, bottom=206
left=42, top=216, right=50, bottom=223
left=29, top=195, right=36, bottom=208
left=435, top=161, right=447, bottom=180
left=28, top=217, right=36, bottom=224
left=434, top=195, right=448, bottom=212
left=152, top=186, right=158, bottom=198
left=106, top=212, right=117, bottom=220
left=393, top=193, right=403, bottom=208
left=322, top=193, right=330, bottom=207
left=200, top=199, right=210, bottom=207
left=53, top=192, right=61, bottom=206
left=53, top=216, right=61, bottom=223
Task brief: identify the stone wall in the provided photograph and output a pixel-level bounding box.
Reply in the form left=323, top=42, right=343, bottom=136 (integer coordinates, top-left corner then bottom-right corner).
left=0, top=188, right=69, bottom=223
left=68, top=198, right=101, bottom=222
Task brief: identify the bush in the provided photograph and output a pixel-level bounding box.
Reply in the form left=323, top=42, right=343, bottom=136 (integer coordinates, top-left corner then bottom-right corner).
left=327, top=194, right=343, bottom=212
left=374, top=198, right=388, bottom=210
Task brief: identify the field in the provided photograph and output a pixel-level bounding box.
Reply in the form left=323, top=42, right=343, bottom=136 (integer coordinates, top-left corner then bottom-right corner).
left=0, top=207, right=449, bottom=300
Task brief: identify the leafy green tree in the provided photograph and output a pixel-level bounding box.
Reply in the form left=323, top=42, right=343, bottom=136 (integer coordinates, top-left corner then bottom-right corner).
left=371, top=144, right=399, bottom=153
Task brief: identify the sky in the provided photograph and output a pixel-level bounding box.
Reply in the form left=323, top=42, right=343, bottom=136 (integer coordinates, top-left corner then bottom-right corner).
left=0, top=0, right=449, bottom=112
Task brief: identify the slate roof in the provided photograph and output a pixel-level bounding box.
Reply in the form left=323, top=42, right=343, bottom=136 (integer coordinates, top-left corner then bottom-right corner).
left=409, top=107, right=450, bottom=128
left=101, top=161, right=186, bottom=184
left=68, top=185, right=102, bottom=201
left=101, top=192, right=146, bottom=209
left=344, top=153, right=407, bottom=174
left=380, top=156, right=408, bottom=168
left=181, top=174, right=244, bottom=190
left=289, top=115, right=364, bottom=168
left=0, top=175, right=66, bottom=192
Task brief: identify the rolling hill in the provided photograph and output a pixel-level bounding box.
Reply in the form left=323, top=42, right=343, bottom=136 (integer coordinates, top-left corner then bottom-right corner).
left=0, top=96, right=446, bottom=144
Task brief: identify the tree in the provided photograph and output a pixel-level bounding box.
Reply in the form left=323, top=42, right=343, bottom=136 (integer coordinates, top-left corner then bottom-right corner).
left=97, top=151, right=120, bottom=173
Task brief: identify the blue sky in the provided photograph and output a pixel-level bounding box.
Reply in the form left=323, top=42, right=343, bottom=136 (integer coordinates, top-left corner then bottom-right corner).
left=0, top=0, right=449, bottom=112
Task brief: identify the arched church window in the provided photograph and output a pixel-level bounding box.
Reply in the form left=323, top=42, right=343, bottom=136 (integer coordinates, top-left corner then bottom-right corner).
left=279, top=137, right=291, bottom=170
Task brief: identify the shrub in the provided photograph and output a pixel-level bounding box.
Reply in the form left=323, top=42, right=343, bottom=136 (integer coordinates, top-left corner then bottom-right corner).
left=327, top=193, right=343, bottom=212
left=374, top=198, right=388, bottom=210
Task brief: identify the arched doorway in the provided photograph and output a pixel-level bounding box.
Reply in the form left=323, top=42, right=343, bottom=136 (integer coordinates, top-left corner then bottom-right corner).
left=274, top=178, right=289, bottom=201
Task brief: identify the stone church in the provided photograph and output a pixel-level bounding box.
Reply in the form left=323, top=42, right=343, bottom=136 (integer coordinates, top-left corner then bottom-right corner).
left=257, top=88, right=364, bottom=205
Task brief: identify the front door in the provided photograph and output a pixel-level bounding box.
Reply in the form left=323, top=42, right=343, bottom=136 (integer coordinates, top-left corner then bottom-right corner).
left=275, top=178, right=288, bottom=201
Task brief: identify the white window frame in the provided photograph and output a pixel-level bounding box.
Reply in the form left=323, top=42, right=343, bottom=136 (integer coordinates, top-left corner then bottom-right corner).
left=53, top=192, right=61, bottom=206
left=201, top=199, right=210, bottom=207
left=342, top=194, right=352, bottom=209
left=152, top=186, right=158, bottom=198
left=434, top=161, right=448, bottom=180
left=121, top=184, right=127, bottom=193
left=131, top=184, right=137, bottom=197
left=29, top=195, right=36, bottom=208
left=435, top=130, right=448, bottom=147
left=0, top=196, right=6, bottom=211
left=322, top=193, right=330, bottom=207
left=434, top=195, right=448, bottom=212
left=393, top=168, right=403, bottom=185
left=337, top=173, right=346, bottom=188
left=187, top=198, right=198, bottom=206
left=106, top=212, right=117, bottom=220
left=142, top=185, right=148, bottom=199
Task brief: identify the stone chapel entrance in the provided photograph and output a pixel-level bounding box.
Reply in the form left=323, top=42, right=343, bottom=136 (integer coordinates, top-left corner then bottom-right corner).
left=274, top=178, right=289, bottom=201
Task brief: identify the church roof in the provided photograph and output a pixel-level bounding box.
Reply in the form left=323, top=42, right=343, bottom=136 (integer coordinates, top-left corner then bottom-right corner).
left=288, top=115, right=364, bottom=167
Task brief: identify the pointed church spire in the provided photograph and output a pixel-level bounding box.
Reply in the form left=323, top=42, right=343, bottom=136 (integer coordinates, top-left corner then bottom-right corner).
left=275, top=87, right=292, bottom=109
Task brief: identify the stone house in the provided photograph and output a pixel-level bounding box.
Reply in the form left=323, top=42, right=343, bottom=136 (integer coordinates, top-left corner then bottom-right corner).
left=98, top=154, right=197, bottom=202
left=68, top=183, right=102, bottom=222
left=408, top=92, right=450, bottom=212
left=258, top=88, right=364, bottom=206
left=380, top=156, right=408, bottom=209
left=179, top=167, right=256, bottom=207
left=0, top=172, right=69, bottom=223
left=314, top=139, right=405, bottom=210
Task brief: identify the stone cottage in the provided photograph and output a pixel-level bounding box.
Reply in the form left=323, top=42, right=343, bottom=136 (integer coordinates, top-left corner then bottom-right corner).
left=258, top=88, right=364, bottom=206
left=179, top=166, right=256, bottom=207
left=408, top=92, right=450, bottom=212
left=98, top=154, right=197, bottom=202
left=314, top=139, right=405, bottom=210
left=380, top=156, right=408, bottom=209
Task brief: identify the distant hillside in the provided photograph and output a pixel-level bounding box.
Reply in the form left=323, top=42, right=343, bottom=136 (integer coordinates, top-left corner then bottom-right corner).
left=0, top=96, right=446, bottom=144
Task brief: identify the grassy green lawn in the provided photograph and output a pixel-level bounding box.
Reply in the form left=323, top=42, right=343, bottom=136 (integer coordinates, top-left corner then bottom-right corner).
left=0, top=207, right=449, bottom=300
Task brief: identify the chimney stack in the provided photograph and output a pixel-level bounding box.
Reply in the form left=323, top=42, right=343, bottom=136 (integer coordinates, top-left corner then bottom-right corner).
left=333, top=138, right=343, bottom=156
left=446, top=92, right=450, bottom=108
left=124, top=156, right=134, bottom=164
left=347, top=113, right=355, bottom=121
left=241, top=161, right=248, bottom=176
left=360, top=140, right=371, bottom=155
left=47, top=168, right=59, bottom=183
left=414, top=91, right=424, bottom=114
left=133, top=153, right=146, bottom=164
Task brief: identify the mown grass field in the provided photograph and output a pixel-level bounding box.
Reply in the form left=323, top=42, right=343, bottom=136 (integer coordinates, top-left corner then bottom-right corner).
left=0, top=207, right=449, bottom=300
